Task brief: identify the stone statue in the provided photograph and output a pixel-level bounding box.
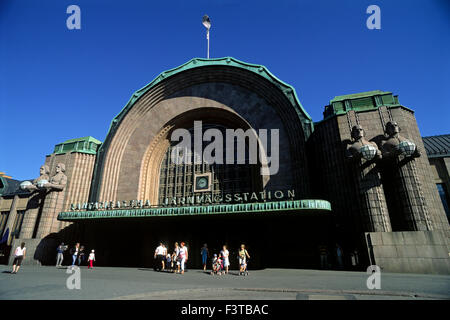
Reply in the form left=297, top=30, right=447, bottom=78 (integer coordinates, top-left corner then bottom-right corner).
left=381, top=121, right=420, bottom=159
left=42, top=163, right=67, bottom=191
left=346, top=125, right=381, bottom=161
left=20, top=165, right=50, bottom=192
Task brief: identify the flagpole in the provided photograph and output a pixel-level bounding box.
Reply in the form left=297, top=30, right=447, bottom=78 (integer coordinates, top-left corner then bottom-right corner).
left=202, top=15, right=211, bottom=59
left=207, top=29, right=210, bottom=59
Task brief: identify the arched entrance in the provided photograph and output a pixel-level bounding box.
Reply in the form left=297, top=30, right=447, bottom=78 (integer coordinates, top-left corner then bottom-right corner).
left=76, top=57, right=334, bottom=270
left=139, top=108, right=264, bottom=205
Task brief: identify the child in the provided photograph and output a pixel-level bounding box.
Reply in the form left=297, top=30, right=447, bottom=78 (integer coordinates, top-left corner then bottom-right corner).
left=166, top=253, right=172, bottom=272
left=211, top=253, right=224, bottom=275
left=210, top=254, right=218, bottom=275
left=217, top=254, right=224, bottom=275
left=88, top=249, right=95, bottom=269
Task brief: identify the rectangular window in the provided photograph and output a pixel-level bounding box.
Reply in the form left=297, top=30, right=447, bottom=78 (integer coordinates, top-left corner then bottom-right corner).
left=0, top=211, right=9, bottom=237
left=12, top=210, right=25, bottom=239
left=437, top=183, right=450, bottom=223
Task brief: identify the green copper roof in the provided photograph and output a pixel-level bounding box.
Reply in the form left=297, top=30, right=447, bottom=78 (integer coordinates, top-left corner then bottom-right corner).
left=323, top=90, right=402, bottom=120
left=105, top=57, right=313, bottom=138
left=53, top=136, right=102, bottom=155
left=330, top=90, right=391, bottom=103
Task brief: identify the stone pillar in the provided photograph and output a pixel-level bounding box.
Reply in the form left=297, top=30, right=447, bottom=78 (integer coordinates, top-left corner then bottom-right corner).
left=35, top=190, right=65, bottom=238
left=19, top=194, right=45, bottom=239
left=380, top=121, right=434, bottom=231
left=34, top=162, right=68, bottom=239
left=3, top=195, right=19, bottom=245
left=346, top=124, right=392, bottom=233
left=393, top=157, right=433, bottom=231
left=351, top=159, right=392, bottom=232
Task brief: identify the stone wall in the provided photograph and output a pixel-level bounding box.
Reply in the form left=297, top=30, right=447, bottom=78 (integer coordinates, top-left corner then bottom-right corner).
left=365, top=230, right=450, bottom=274
left=309, top=105, right=449, bottom=236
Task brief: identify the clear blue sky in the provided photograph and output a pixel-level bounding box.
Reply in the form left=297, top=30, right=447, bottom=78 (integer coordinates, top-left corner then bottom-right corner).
left=1, top=0, right=449, bottom=180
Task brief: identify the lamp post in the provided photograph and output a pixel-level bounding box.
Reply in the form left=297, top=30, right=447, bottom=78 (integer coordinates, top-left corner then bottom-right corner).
left=202, top=15, right=211, bottom=59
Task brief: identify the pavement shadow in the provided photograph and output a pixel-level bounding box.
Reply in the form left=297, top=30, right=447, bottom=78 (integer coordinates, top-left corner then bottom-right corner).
left=2, top=271, right=12, bottom=274
left=138, top=268, right=177, bottom=273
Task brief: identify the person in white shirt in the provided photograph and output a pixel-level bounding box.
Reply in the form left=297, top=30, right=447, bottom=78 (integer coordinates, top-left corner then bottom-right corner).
left=88, top=249, right=96, bottom=269
left=220, top=245, right=230, bottom=274
left=12, top=242, right=26, bottom=274
left=178, top=242, right=188, bottom=274
left=154, top=242, right=165, bottom=271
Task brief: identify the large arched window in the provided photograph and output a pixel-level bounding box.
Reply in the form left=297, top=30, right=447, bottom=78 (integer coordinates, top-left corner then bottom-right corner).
left=158, top=123, right=262, bottom=205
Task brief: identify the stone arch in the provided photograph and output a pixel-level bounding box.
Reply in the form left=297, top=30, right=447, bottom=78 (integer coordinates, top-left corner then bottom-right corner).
left=89, top=58, right=313, bottom=203
left=139, top=108, right=266, bottom=204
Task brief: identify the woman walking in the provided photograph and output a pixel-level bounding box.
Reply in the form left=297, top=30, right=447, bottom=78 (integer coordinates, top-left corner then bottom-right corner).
left=220, top=245, right=230, bottom=274
left=200, top=243, right=209, bottom=271
left=70, top=243, right=80, bottom=266
left=11, top=242, right=26, bottom=274
left=178, top=242, right=188, bottom=274
left=172, top=242, right=180, bottom=273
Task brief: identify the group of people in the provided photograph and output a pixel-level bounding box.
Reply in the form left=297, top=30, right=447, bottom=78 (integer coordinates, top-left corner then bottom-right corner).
left=56, top=242, right=96, bottom=269
left=154, top=242, right=251, bottom=276
left=318, top=244, right=359, bottom=270
left=8, top=240, right=358, bottom=274
left=154, top=241, right=189, bottom=274
left=208, top=244, right=250, bottom=276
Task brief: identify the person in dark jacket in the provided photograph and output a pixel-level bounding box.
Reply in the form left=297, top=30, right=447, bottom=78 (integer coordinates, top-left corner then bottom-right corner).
left=56, top=242, right=67, bottom=267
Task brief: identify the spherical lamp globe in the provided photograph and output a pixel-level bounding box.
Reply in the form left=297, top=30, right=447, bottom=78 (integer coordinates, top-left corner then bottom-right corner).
left=37, top=179, right=49, bottom=188
left=397, top=140, right=416, bottom=156
left=359, top=144, right=377, bottom=160
left=20, top=181, right=32, bottom=190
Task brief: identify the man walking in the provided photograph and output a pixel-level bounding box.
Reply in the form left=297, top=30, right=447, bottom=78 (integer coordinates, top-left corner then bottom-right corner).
left=335, top=244, right=344, bottom=270
left=56, top=242, right=67, bottom=267
left=154, top=242, right=165, bottom=271
left=318, top=244, right=328, bottom=269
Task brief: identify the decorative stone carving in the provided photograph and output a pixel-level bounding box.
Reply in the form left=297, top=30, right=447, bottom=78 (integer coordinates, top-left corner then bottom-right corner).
left=346, top=125, right=381, bottom=161
left=344, top=125, right=391, bottom=232
left=42, top=163, right=67, bottom=192
left=379, top=121, right=432, bottom=231
left=34, top=163, right=68, bottom=239
left=20, top=165, right=50, bottom=192
left=381, top=121, right=420, bottom=159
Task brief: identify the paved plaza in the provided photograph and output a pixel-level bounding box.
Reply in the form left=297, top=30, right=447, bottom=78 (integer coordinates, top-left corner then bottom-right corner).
left=0, top=266, right=449, bottom=300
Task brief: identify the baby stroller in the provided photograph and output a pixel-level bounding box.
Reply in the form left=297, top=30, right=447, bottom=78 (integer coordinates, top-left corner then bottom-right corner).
left=211, top=256, right=224, bottom=275
left=239, top=258, right=249, bottom=276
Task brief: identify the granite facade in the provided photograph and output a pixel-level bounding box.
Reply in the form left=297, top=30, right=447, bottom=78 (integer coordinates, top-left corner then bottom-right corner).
left=1, top=61, right=449, bottom=272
